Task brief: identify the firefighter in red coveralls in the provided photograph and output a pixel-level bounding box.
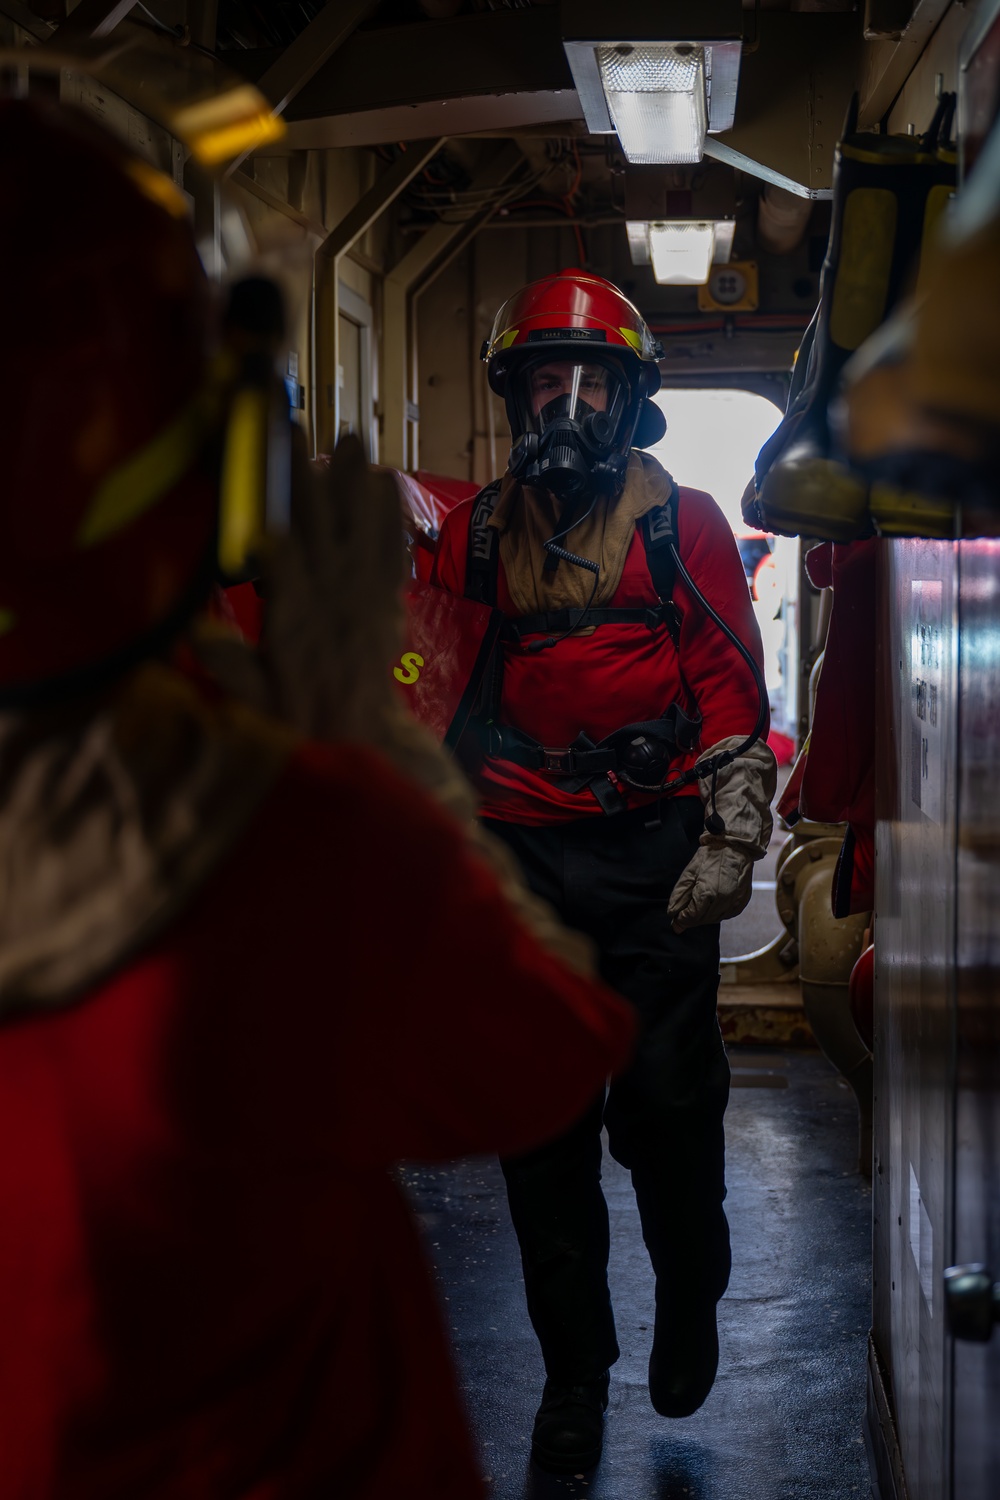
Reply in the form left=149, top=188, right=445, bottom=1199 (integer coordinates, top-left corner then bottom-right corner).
left=0, top=104, right=636, bottom=1500
left=432, top=269, right=777, bottom=1472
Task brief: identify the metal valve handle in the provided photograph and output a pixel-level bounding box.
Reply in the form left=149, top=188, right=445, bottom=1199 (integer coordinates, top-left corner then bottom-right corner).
left=943, top=1264, right=1000, bottom=1343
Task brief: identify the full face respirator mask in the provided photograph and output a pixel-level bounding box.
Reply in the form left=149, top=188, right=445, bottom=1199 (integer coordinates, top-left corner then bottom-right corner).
left=506, top=357, right=635, bottom=500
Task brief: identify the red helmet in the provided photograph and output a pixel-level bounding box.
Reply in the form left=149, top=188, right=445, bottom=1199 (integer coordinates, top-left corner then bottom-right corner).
left=0, top=98, right=219, bottom=705
left=481, top=269, right=666, bottom=493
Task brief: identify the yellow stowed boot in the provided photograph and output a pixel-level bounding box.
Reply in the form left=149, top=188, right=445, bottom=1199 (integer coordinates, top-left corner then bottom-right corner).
left=837, top=207, right=1000, bottom=539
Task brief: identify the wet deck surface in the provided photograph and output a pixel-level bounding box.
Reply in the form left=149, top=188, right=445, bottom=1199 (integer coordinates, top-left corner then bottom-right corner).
left=403, top=1048, right=872, bottom=1500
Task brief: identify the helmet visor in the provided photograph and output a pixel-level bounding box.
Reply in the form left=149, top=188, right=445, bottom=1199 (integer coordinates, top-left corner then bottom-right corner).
left=509, top=357, right=632, bottom=440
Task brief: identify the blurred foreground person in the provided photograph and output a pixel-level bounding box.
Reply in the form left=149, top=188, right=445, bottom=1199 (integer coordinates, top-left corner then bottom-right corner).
left=0, top=100, right=635, bottom=1500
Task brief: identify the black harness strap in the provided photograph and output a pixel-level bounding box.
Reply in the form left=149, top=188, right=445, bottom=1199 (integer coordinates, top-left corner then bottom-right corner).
left=639, top=483, right=682, bottom=644
left=464, top=478, right=682, bottom=636
left=505, top=604, right=668, bottom=641
left=481, top=705, right=703, bottom=778
left=465, top=478, right=503, bottom=607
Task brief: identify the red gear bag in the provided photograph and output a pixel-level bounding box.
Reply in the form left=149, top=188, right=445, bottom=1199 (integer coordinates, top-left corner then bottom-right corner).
left=394, top=579, right=502, bottom=747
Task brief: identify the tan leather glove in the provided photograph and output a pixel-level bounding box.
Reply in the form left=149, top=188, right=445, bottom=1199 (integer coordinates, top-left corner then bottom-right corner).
left=667, top=736, right=777, bottom=932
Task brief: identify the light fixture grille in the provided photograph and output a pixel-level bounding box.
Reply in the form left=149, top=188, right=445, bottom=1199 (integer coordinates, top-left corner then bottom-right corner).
left=597, top=43, right=707, bottom=164
left=597, top=43, right=703, bottom=95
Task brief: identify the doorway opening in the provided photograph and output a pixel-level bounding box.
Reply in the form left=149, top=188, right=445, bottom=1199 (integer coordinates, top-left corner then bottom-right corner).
left=647, top=387, right=798, bottom=961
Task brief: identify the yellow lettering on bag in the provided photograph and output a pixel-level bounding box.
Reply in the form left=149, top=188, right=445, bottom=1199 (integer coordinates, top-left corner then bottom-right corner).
left=393, top=652, right=425, bottom=685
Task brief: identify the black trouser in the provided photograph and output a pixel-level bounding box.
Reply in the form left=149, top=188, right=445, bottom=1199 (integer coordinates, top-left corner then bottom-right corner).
left=483, top=796, right=731, bottom=1386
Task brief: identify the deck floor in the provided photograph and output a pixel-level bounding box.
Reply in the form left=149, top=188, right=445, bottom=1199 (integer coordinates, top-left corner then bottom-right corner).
left=403, top=1048, right=872, bottom=1500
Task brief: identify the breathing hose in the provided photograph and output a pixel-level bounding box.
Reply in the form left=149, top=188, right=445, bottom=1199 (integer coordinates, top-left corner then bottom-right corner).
left=525, top=497, right=602, bottom=653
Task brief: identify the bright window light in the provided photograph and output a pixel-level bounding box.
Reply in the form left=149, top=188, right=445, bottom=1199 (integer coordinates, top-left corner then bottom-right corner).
left=647, top=389, right=782, bottom=533
left=643, top=388, right=793, bottom=758
left=597, top=43, right=707, bottom=164
left=648, top=222, right=716, bottom=285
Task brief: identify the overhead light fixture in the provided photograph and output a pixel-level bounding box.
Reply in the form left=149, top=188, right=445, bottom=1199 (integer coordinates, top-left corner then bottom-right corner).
left=597, top=44, right=707, bottom=164
left=563, top=1, right=742, bottom=165
left=626, top=219, right=736, bottom=285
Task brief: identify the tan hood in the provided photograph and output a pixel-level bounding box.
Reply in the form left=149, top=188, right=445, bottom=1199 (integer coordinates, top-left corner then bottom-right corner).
left=488, top=451, right=676, bottom=621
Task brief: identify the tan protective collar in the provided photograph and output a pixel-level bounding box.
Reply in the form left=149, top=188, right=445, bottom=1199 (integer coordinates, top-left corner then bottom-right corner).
left=488, top=452, right=675, bottom=620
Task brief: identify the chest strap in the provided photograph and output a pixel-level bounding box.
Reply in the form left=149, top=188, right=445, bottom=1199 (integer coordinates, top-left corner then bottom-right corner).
left=504, top=603, right=670, bottom=642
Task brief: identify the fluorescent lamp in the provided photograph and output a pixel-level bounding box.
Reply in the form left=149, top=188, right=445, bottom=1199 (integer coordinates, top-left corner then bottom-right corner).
left=597, top=44, right=707, bottom=164
left=627, top=219, right=735, bottom=283
left=648, top=222, right=715, bottom=284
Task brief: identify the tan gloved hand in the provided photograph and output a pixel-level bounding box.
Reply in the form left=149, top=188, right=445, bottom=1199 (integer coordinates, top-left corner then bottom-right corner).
left=667, top=736, right=777, bottom=932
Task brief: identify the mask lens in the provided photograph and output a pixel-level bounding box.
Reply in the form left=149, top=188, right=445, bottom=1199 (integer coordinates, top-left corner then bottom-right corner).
left=518, top=359, right=627, bottom=435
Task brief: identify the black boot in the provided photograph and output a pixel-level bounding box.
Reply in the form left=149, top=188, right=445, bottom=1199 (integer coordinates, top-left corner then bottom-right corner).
left=530, top=1370, right=610, bottom=1473
left=647, top=1294, right=719, bottom=1419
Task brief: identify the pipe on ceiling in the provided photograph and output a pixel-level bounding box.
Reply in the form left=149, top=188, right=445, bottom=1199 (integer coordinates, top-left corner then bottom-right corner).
left=756, top=184, right=814, bottom=253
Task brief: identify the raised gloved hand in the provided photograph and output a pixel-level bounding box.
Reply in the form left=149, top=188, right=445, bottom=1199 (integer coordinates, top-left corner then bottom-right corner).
left=196, top=436, right=598, bottom=981
left=667, top=737, right=777, bottom=932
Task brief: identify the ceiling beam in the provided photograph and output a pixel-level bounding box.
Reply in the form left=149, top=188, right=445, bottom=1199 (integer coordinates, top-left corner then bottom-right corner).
left=267, top=92, right=581, bottom=153
left=256, top=0, right=381, bottom=118
left=708, top=10, right=862, bottom=198
left=50, top=0, right=137, bottom=44
left=187, top=0, right=218, bottom=54
left=232, top=169, right=327, bottom=239
left=857, top=0, right=953, bottom=128
left=233, top=8, right=574, bottom=126
left=318, top=138, right=446, bottom=266
left=0, top=0, right=52, bottom=39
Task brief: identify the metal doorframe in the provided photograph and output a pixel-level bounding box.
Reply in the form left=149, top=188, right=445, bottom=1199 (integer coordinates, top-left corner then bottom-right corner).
left=336, top=280, right=376, bottom=461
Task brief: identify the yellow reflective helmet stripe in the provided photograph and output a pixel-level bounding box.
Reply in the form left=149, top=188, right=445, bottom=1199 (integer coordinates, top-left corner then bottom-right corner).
left=76, top=383, right=222, bottom=549
left=123, top=158, right=189, bottom=220
left=217, top=386, right=270, bottom=577
left=619, top=326, right=643, bottom=352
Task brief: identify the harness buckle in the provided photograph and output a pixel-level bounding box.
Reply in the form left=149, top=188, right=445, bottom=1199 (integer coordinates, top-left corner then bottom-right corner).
left=644, top=605, right=663, bottom=632
left=542, top=747, right=575, bottom=774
